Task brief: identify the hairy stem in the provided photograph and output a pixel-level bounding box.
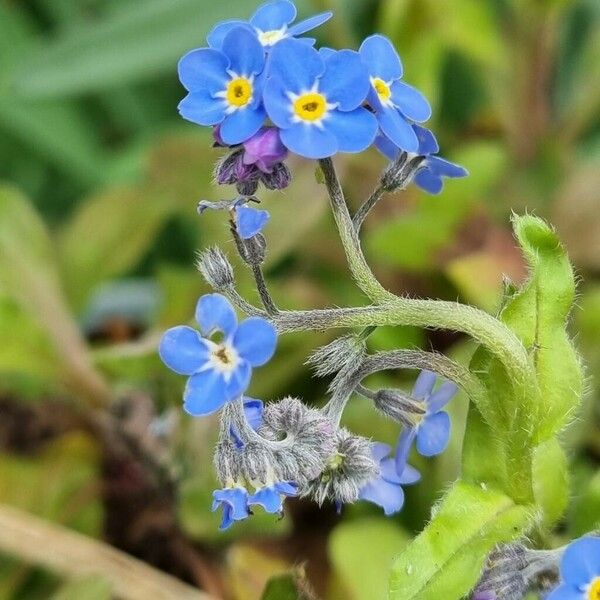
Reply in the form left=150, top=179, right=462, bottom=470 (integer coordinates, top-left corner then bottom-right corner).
left=251, top=264, right=279, bottom=315
left=317, top=158, right=535, bottom=394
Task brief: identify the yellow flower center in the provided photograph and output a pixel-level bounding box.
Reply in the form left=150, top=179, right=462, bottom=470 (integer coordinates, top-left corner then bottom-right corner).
left=293, top=92, right=327, bottom=122
left=258, top=29, right=286, bottom=46
left=372, top=77, right=392, bottom=102
left=226, top=77, right=253, bottom=108
left=589, top=578, right=600, bottom=600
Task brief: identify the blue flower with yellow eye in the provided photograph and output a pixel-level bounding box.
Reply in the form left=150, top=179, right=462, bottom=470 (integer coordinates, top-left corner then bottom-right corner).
left=547, top=537, right=600, bottom=600
left=207, top=0, right=332, bottom=49
left=359, top=34, right=431, bottom=153
left=376, top=124, right=468, bottom=194
left=159, top=294, right=277, bottom=417
left=178, top=27, right=266, bottom=145
left=263, top=39, right=378, bottom=159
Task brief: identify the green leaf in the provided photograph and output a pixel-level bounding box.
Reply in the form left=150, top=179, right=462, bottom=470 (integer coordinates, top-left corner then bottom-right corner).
left=329, top=518, right=409, bottom=600
left=506, top=215, right=583, bottom=439
left=532, top=438, right=569, bottom=527
left=51, top=576, right=112, bottom=600
left=260, top=573, right=301, bottom=600
left=12, top=0, right=298, bottom=98
left=388, top=481, right=531, bottom=600
left=569, top=468, right=600, bottom=536
left=58, top=188, right=171, bottom=311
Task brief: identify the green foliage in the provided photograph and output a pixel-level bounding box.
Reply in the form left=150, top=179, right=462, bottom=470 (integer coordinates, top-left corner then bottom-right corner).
left=388, top=482, right=531, bottom=600
left=51, top=576, right=112, bottom=600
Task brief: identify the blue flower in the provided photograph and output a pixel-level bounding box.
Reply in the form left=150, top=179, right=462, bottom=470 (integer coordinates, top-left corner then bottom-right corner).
left=159, top=294, right=277, bottom=417
left=359, top=35, right=431, bottom=153
left=376, top=124, right=468, bottom=194
left=248, top=481, right=298, bottom=514
left=212, top=487, right=251, bottom=530
left=359, top=441, right=420, bottom=515
left=207, top=0, right=332, bottom=49
left=198, top=198, right=270, bottom=240
left=394, top=370, right=458, bottom=463
left=178, top=27, right=266, bottom=145
left=230, top=397, right=264, bottom=448
left=547, top=537, right=600, bottom=600
left=263, top=39, right=378, bottom=159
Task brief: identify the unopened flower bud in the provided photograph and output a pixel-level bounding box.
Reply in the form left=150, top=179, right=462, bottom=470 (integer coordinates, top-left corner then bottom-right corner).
left=307, top=334, right=367, bottom=378
left=374, top=389, right=426, bottom=427
left=241, top=442, right=275, bottom=483
left=196, top=247, right=235, bottom=291
left=261, top=162, right=292, bottom=190
left=303, top=429, right=378, bottom=506
left=215, top=149, right=261, bottom=194
left=242, top=127, right=288, bottom=173
left=234, top=231, right=267, bottom=265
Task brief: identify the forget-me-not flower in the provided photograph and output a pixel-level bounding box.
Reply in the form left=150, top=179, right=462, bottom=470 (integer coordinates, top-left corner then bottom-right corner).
left=394, top=371, right=458, bottom=467
left=178, top=27, right=266, bottom=145
left=377, top=124, right=468, bottom=194
left=212, top=487, right=251, bottom=530
left=198, top=199, right=270, bottom=240
left=263, top=39, right=378, bottom=159
left=207, top=0, right=332, bottom=49
left=359, top=441, right=420, bottom=515
left=159, top=294, right=276, bottom=416
left=359, top=34, right=431, bottom=153
left=547, top=536, right=600, bottom=600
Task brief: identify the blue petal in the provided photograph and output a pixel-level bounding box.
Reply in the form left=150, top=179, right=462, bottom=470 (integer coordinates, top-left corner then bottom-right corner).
left=233, top=317, right=277, bottom=366
left=318, top=47, right=336, bottom=60
left=398, top=463, right=421, bottom=485
left=379, top=456, right=403, bottom=484
left=391, top=81, right=431, bottom=122
left=428, top=381, right=459, bottom=413
left=319, top=49, right=370, bottom=111
left=207, top=20, right=252, bottom=49
left=412, top=124, right=439, bottom=155
left=267, top=38, right=325, bottom=93
left=375, top=103, right=419, bottom=152
left=427, top=156, right=469, bottom=178
left=359, top=34, right=403, bottom=80
left=213, top=487, right=250, bottom=529
left=220, top=106, right=266, bottom=146
left=325, top=107, right=378, bottom=153
left=414, top=168, right=443, bottom=195
left=248, top=486, right=283, bottom=513
left=374, top=133, right=401, bottom=161
left=371, top=442, right=392, bottom=462
left=178, top=48, right=229, bottom=94
left=222, top=26, right=265, bottom=76
left=159, top=326, right=209, bottom=375
left=280, top=122, right=337, bottom=159
left=183, top=370, right=228, bottom=416
left=243, top=397, right=264, bottom=430
left=195, top=293, right=237, bottom=337
left=395, top=427, right=416, bottom=475
left=275, top=481, right=298, bottom=496
left=251, top=0, right=296, bottom=31
left=178, top=92, right=226, bottom=126
left=359, top=477, right=405, bottom=515
left=417, top=411, right=451, bottom=457
left=545, top=584, right=585, bottom=600
left=287, top=11, right=333, bottom=36
left=235, top=205, right=270, bottom=239
left=412, top=370, right=437, bottom=400
left=561, top=537, right=600, bottom=586
left=225, top=360, right=252, bottom=399
left=263, top=78, right=294, bottom=128
left=216, top=502, right=234, bottom=529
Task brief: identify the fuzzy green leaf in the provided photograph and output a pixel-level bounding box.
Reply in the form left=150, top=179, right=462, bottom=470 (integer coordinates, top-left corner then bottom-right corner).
left=532, top=438, right=569, bottom=527
left=388, top=481, right=531, bottom=600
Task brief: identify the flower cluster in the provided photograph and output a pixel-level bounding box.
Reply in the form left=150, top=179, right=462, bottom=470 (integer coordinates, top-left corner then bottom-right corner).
left=178, top=0, right=466, bottom=200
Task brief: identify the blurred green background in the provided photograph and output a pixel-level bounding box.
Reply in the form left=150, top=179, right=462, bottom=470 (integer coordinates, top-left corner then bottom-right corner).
left=0, top=0, right=599, bottom=598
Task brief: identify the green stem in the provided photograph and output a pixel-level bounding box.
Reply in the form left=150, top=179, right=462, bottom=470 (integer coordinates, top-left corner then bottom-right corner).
left=317, top=158, right=536, bottom=394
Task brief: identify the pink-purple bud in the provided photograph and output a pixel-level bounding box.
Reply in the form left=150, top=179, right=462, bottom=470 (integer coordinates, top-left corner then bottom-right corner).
left=242, top=127, right=288, bottom=174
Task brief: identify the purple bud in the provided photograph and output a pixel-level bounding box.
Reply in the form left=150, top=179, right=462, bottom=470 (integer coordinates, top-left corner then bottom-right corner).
left=212, top=124, right=227, bottom=148
left=261, top=162, right=291, bottom=191
left=215, top=150, right=261, bottom=195
left=242, top=127, right=288, bottom=174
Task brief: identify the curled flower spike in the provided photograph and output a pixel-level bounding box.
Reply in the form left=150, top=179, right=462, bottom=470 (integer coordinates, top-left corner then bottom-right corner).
left=264, top=39, right=378, bottom=158
left=212, top=487, right=251, bottom=530
left=178, top=27, right=266, bottom=145
left=377, top=124, right=468, bottom=194
left=547, top=537, right=600, bottom=600
left=207, top=0, right=332, bottom=49
left=359, top=442, right=420, bottom=516
left=159, top=294, right=276, bottom=416
left=394, top=370, right=458, bottom=466
left=359, top=34, right=431, bottom=152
